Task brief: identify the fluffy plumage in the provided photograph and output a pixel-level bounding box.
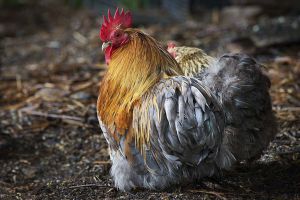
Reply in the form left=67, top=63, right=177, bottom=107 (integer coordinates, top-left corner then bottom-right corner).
left=97, top=9, right=277, bottom=191
left=168, top=44, right=277, bottom=161
left=167, top=43, right=214, bottom=77
left=99, top=75, right=235, bottom=190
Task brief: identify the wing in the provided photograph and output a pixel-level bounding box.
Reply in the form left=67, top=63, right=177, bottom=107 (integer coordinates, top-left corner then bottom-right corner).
left=132, top=76, right=228, bottom=175
left=98, top=76, right=234, bottom=190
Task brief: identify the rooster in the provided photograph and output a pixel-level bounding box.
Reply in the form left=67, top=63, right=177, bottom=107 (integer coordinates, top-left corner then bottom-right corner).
left=97, top=9, right=277, bottom=191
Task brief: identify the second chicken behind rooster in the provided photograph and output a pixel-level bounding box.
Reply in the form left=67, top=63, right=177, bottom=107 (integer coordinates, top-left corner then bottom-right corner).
left=168, top=45, right=277, bottom=162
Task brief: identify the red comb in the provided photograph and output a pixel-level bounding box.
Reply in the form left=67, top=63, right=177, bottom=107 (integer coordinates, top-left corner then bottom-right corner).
left=100, top=8, right=132, bottom=41
left=167, top=41, right=176, bottom=49
left=167, top=41, right=177, bottom=58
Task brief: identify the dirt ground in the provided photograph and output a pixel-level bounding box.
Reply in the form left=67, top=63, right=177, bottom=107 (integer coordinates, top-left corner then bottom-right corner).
left=0, top=3, right=299, bottom=200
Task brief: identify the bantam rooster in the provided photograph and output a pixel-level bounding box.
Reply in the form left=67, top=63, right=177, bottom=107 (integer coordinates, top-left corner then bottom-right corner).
left=97, top=9, right=277, bottom=191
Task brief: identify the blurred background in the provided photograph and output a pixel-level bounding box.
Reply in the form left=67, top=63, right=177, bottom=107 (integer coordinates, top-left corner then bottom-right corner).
left=0, top=0, right=299, bottom=199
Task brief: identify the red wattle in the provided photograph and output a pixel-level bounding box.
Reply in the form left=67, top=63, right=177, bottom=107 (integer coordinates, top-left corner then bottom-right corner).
left=105, top=46, right=113, bottom=65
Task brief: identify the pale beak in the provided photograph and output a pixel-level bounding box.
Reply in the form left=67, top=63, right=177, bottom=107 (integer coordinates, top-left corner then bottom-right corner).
left=102, top=41, right=111, bottom=52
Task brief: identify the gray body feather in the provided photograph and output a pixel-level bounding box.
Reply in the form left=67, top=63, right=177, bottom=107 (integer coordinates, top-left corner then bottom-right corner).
left=99, top=76, right=234, bottom=191
left=200, top=54, right=277, bottom=161
left=98, top=53, right=276, bottom=191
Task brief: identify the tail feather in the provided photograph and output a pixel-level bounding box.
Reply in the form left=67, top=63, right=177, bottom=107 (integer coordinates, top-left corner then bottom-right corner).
left=201, top=54, right=277, bottom=161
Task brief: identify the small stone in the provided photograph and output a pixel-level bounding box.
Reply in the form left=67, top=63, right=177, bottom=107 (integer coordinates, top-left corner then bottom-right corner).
left=70, top=91, right=91, bottom=100
left=47, top=41, right=60, bottom=49
left=22, top=166, right=37, bottom=179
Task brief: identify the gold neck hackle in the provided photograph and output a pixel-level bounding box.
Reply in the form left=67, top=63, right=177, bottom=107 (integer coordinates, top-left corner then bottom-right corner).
left=98, top=29, right=183, bottom=136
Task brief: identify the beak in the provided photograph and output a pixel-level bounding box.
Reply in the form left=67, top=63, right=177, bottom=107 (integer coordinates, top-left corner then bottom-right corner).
left=102, top=41, right=111, bottom=52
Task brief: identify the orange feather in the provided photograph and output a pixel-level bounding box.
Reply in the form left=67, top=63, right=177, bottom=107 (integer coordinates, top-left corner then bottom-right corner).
left=97, top=29, right=183, bottom=145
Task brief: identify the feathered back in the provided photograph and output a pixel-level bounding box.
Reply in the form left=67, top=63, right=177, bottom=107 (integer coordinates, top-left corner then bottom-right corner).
left=167, top=46, right=214, bottom=77
left=201, top=54, right=277, bottom=160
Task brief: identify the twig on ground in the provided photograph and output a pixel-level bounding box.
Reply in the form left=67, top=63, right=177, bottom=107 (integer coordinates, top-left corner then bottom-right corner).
left=188, top=189, right=227, bottom=200
left=273, top=106, right=300, bottom=112
left=93, top=160, right=111, bottom=165
left=277, top=147, right=300, bottom=155
left=21, top=109, right=84, bottom=122
left=283, top=132, right=297, bottom=141
left=69, top=184, right=114, bottom=189
left=4, top=96, right=40, bottom=110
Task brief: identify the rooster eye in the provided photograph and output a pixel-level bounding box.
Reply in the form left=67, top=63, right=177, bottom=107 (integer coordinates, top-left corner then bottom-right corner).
left=115, top=32, right=121, bottom=37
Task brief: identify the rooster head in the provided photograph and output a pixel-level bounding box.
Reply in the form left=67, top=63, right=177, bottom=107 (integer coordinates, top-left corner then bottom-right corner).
left=167, top=41, right=177, bottom=58
left=100, top=8, right=132, bottom=64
